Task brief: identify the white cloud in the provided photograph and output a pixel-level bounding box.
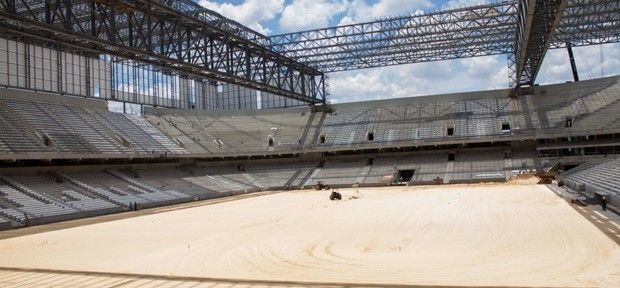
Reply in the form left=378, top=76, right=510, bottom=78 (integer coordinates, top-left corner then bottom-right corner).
left=328, top=42, right=620, bottom=104
left=489, top=64, right=510, bottom=89
left=442, top=0, right=490, bottom=9
left=329, top=61, right=450, bottom=102
left=279, top=0, right=348, bottom=32
left=199, top=0, right=284, bottom=34
left=461, top=56, right=502, bottom=79
left=329, top=55, right=510, bottom=103
left=339, top=0, right=431, bottom=25
left=538, top=43, right=620, bottom=84
left=197, top=0, right=448, bottom=34
left=198, top=1, right=620, bottom=104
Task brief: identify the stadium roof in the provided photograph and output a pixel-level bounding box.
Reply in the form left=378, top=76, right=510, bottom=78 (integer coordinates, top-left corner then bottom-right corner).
left=0, top=0, right=618, bottom=104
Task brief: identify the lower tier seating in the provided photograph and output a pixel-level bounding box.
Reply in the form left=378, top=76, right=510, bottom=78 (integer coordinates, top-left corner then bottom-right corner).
left=562, top=158, right=620, bottom=207
left=0, top=148, right=531, bottom=229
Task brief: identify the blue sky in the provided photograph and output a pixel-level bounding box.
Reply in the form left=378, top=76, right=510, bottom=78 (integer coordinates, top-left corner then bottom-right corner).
left=199, top=0, right=620, bottom=103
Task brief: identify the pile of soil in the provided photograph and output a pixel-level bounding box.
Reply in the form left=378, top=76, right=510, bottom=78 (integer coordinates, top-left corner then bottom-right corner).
left=507, top=174, right=541, bottom=185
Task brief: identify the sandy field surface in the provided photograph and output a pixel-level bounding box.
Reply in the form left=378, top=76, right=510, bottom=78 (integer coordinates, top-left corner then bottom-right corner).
left=0, top=184, right=618, bottom=288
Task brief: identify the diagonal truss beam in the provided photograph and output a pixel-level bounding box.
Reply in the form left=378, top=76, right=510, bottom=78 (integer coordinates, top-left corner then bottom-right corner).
left=267, top=0, right=620, bottom=87
left=553, top=0, right=620, bottom=48
left=0, top=0, right=326, bottom=104
left=514, top=0, right=567, bottom=87
left=0, top=0, right=616, bottom=103
left=268, top=2, right=518, bottom=72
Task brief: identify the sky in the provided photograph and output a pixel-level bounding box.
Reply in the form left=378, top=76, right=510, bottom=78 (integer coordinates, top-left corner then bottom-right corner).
left=198, top=0, right=620, bottom=103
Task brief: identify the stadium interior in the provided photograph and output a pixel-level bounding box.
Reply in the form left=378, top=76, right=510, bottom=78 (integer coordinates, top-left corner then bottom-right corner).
left=0, top=0, right=618, bottom=286
left=0, top=75, right=619, bottom=229
left=0, top=0, right=616, bottom=277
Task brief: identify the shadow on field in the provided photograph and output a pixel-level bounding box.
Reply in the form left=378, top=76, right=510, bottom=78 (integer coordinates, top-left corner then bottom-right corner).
left=0, top=266, right=559, bottom=288
left=570, top=205, right=620, bottom=245
left=546, top=184, right=620, bottom=245
left=0, top=190, right=279, bottom=240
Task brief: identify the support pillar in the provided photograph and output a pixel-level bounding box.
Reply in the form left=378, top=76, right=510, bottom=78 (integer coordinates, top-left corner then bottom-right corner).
left=566, top=42, right=579, bottom=82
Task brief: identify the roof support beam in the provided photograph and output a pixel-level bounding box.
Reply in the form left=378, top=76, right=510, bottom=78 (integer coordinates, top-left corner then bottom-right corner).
left=514, top=0, right=567, bottom=87
left=266, top=0, right=618, bottom=79
left=267, top=2, right=518, bottom=72
left=0, top=0, right=325, bottom=104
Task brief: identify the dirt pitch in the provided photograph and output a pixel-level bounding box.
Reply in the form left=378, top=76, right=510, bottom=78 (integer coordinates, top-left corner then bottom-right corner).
left=0, top=184, right=618, bottom=288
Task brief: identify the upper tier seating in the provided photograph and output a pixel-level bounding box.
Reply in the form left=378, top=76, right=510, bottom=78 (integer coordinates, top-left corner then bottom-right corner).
left=146, top=76, right=620, bottom=157
left=93, top=111, right=186, bottom=155
left=124, top=114, right=187, bottom=154
left=148, top=108, right=309, bottom=155
left=6, top=101, right=96, bottom=153
left=1, top=76, right=619, bottom=159
left=0, top=101, right=50, bottom=153
left=41, top=104, right=129, bottom=154
left=0, top=99, right=185, bottom=157
left=319, top=109, right=378, bottom=147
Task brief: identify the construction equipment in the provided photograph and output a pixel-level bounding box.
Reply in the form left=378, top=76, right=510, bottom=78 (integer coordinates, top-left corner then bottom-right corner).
left=314, top=181, right=331, bottom=190
left=329, top=190, right=342, bottom=201
left=535, top=170, right=556, bottom=184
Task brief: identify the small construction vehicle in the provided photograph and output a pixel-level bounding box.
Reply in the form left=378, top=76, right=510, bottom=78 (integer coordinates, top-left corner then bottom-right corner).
left=329, top=190, right=342, bottom=201
left=314, top=181, right=331, bottom=190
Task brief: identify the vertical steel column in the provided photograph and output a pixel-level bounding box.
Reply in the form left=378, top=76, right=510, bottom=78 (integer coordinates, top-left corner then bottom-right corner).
left=90, top=0, right=96, bottom=36
left=64, top=0, right=72, bottom=30
left=85, top=56, right=91, bottom=97
left=566, top=42, right=579, bottom=82
left=56, top=48, right=63, bottom=94
left=24, top=43, right=30, bottom=89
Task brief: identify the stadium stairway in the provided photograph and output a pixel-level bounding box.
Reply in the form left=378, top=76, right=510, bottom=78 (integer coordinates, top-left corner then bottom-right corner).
left=0, top=101, right=49, bottom=153
left=81, top=108, right=134, bottom=151
left=281, top=169, right=305, bottom=188
left=145, top=114, right=211, bottom=154
left=0, top=173, right=123, bottom=225
left=443, top=160, right=454, bottom=184
left=62, top=190, right=118, bottom=212
left=52, top=172, right=129, bottom=208
left=0, top=174, right=65, bottom=206
left=124, top=114, right=188, bottom=155
left=106, top=169, right=191, bottom=202
left=63, top=105, right=132, bottom=154
left=6, top=100, right=96, bottom=153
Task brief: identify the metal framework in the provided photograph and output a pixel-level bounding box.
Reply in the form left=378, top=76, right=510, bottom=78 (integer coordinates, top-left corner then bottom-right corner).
left=269, top=2, right=517, bottom=73
left=552, top=0, right=620, bottom=47
left=514, top=0, right=566, bottom=87
left=0, top=0, right=326, bottom=104
left=268, top=0, right=620, bottom=87
left=0, top=0, right=616, bottom=106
